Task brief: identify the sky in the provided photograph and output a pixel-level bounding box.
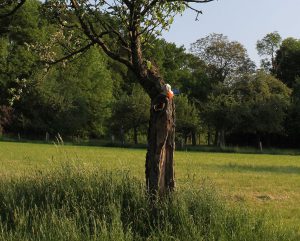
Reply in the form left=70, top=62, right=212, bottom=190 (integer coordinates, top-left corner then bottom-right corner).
left=161, top=0, right=300, bottom=66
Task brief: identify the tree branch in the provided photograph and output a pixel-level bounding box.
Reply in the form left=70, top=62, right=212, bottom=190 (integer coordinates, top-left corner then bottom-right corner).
left=169, top=0, right=214, bottom=3
left=141, top=0, right=214, bottom=16
left=184, top=3, right=202, bottom=20
left=0, top=0, right=26, bottom=18
left=141, top=0, right=159, bottom=16
left=70, top=0, right=134, bottom=70
left=46, top=42, right=95, bottom=65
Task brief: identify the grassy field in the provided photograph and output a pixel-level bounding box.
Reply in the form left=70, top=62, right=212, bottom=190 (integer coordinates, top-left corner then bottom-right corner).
left=0, top=141, right=300, bottom=239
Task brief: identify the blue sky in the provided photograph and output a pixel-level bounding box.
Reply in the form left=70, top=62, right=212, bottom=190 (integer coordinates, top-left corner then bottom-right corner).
left=162, top=0, right=300, bottom=66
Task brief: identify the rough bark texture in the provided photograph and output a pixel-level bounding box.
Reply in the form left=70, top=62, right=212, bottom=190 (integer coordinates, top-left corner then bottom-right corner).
left=145, top=94, right=175, bottom=196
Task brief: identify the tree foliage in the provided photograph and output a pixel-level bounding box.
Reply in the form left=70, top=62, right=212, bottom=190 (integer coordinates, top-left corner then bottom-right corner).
left=191, top=33, right=255, bottom=83
left=111, top=85, right=150, bottom=144
left=175, top=94, right=199, bottom=141
left=275, top=37, right=300, bottom=88
left=256, top=31, right=282, bottom=72
left=0, top=0, right=26, bottom=19
left=202, top=71, right=291, bottom=146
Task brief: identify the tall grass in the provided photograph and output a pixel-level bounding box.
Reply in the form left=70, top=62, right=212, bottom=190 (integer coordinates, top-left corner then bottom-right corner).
left=0, top=164, right=297, bottom=241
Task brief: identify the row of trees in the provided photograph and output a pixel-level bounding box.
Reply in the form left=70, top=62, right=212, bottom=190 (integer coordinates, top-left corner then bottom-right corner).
left=1, top=0, right=300, bottom=149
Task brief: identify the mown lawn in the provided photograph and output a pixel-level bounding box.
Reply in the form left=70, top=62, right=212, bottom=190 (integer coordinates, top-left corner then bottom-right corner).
left=0, top=141, right=299, bottom=235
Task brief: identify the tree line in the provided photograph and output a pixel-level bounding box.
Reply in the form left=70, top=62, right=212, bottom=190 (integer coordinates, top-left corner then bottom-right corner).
left=0, top=0, right=300, bottom=149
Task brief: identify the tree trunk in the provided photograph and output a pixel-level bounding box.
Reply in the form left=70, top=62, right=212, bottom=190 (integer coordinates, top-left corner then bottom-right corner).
left=214, top=129, right=219, bottom=146
left=207, top=131, right=211, bottom=146
left=192, top=131, right=196, bottom=146
left=145, top=95, right=175, bottom=196
left=215, top=129, right=225, bottom=148
left=219, top=129, right=225, bottom=149
left=257, top=134, right=263, bottom=151
left=184, top=135, right=188, bottom=146
left=129, top=34, right=175, bottom=196
left=133, top=127, right=138, bottom=145
left=120, top=126, right=125, bottom=145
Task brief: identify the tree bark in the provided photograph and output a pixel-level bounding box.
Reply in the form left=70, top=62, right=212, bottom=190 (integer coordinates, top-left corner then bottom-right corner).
left=145, top=94, right=175, bottom=196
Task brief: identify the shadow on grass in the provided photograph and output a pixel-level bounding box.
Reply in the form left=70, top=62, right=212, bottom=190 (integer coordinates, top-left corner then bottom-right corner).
left=222, top=163, right=300, bottom=175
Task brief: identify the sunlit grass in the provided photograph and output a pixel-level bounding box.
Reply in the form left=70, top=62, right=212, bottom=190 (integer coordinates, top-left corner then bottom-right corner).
left=0, top=141, right=299, bottom=237
left=0, top=164, right=297, bottom=241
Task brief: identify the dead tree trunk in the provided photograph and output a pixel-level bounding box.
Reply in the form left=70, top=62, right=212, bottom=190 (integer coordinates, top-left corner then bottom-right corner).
left=145, top=94, right=175, bottom=196
left=130, top=36, right=176, bottom=195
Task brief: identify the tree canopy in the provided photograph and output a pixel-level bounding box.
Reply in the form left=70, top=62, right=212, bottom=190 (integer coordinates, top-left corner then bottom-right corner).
left=191, top=33, right=255, bottom=84
left=275, top=37, right=300, bottom=88
left=256, top=31, right=282, bottom=72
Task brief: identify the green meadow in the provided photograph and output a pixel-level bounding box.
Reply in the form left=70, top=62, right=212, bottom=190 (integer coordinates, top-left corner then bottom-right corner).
left=0, top=141, right=299, bottom=240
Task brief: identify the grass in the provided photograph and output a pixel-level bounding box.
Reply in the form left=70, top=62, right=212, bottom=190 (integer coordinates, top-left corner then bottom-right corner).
left=0, top=141, right=300, bottom=240
left=0, top=165, right=297, bottom=241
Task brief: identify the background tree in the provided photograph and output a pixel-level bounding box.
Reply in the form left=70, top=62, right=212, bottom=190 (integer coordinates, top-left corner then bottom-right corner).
left=0, top=0, right=43, bottom=107
left=175, top=95, right=200, bottom=146
left=0, top=0, right=51, bottom=138
left=177, top=54, right=211, bottom=102
left=0, top=105, right=13, bottom=135
left=143, top=39, right=189, bottom=88
left=202, top=71, right=291, bottom=148
left=275, top=37, right=300, bottom=88
left=111, top=85, right=150, bottom=145
left=285, top=77, right=300, bottom=146
left=190, top=33, right=255, bottom=84
left=231, top=72, right=291, bottom=148
left=190, top=33, right=255, bottom=146
left=202, top=84, right=239, bottom=148
left=256, top=31, right=282, bottom=73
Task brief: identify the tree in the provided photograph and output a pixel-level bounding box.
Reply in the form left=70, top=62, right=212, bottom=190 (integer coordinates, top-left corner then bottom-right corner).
left=143, top=38, right=189, bottom=87
left=0, top=0, right=49, bottom=135
left=178, top=54, right=212, bottom=103
left=111, top=85, right=150, bottom=144
left=285, top=77, right=300, bottom=146
left=0, top=105, right=13, bottom=135
left=238, top=72, right=291, bottom=147
left=202, top=71, right=291, bottom=148
left=191, top=33, right=255, bottom=84
left=42, top=0, right=216, bottom=195
left=275, top=37, right=300, bottom=88
left=191, top=33, right=255, bottom=147
left=175, top=95, right=200, bottom=146
left=256, top=31, right=282, bottom=73
left=202, top=84, right=240, bottom=148
left=11, top=45, right=114, bottom=138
